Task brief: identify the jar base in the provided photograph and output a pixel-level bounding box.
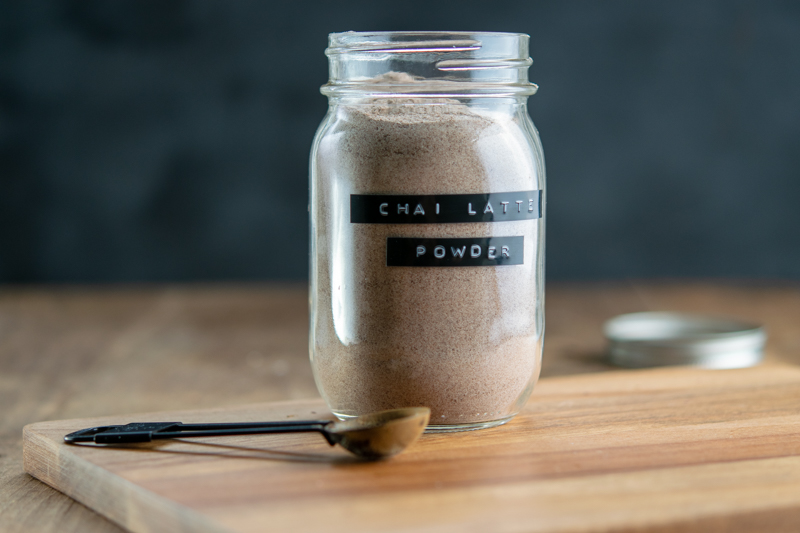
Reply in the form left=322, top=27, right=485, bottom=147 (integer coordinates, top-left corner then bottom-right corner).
left=332, top=411, right=516, bottom=433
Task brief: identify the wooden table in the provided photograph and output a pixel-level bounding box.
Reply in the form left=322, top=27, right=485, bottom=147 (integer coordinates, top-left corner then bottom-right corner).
left=2, top=282, right=800, bottom=532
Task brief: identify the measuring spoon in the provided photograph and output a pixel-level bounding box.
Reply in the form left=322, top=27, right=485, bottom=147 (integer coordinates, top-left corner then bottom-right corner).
left=64, top=407, right=430, bottom=460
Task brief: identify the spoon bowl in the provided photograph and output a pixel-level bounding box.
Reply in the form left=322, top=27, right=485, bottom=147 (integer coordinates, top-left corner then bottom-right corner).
left=326, top=407, right=431, bottom=459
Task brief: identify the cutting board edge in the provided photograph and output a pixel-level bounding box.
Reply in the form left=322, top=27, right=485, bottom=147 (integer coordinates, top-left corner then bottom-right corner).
left=23, top=423, right=232, bottom=533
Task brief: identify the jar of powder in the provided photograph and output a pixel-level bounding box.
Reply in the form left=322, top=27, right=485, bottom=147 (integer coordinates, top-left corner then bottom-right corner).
left=310, top=32, right=545, bottom=431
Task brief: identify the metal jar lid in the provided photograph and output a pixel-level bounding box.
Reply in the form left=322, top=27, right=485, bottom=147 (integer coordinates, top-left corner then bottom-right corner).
left=604, top=312, right=766, bottom=369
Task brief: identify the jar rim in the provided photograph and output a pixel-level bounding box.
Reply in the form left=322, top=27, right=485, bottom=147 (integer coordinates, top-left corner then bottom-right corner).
left=329, top=30, right=530, bottom=37
left=323, top=31, right=538, bottom=97
left=326, top=31, right=529, bottom=55
left=327, top=30, right=530, bottom=39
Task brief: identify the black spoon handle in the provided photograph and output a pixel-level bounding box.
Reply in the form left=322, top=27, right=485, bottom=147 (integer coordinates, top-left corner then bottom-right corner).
left=64, top=420, right=332, bottom=444
left=172, top=420, right=332, bottom=431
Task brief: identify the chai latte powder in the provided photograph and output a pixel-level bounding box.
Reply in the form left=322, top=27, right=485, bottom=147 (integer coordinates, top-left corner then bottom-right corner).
left=312, top=87, right=543, bottom=426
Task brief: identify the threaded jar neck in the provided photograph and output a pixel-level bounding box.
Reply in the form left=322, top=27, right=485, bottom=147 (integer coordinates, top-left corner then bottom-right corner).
left=322, top=31, right=538, bottom=98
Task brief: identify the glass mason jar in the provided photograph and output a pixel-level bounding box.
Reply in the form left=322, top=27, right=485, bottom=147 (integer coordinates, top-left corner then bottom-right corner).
left=309, top=32, right=545, bottom=431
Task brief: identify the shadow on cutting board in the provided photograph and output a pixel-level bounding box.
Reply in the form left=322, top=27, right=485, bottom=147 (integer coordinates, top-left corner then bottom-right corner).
left=71, top=439, right=365, bottom=464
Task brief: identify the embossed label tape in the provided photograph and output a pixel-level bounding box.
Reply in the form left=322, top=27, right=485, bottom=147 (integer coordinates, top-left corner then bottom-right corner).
left=387, top=237, right=523, bottom=267
left=351, top=190, right=542, bottom=224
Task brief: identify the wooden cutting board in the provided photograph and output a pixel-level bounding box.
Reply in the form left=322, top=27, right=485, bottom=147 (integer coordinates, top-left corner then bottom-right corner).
left=23, top=364, right=800, bottom=533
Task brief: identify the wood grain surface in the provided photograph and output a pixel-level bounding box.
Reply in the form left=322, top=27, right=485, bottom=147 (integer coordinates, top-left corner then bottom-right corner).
left=22, top=365, right=800, bottom=533
left=3, top=282, right=800, bottom=532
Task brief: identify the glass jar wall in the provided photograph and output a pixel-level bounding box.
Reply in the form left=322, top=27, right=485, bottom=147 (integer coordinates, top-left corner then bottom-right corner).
left=310, top=32, right=545, bottom=431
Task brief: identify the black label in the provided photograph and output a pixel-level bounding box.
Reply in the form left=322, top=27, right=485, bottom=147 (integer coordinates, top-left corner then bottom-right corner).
left=351, top=190, right=542, bottom=224
left=387, top=237, right=524, bottom=267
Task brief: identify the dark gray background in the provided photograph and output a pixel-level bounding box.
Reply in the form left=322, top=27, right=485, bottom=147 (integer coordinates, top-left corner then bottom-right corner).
left=1, top=1, right=798, bottom=283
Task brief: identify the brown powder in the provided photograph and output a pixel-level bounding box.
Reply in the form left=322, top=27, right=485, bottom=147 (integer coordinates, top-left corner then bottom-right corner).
left=311, top=90, right=543, bottom=428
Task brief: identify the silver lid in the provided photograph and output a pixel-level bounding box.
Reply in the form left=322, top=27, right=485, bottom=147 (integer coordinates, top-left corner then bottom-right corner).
left=604, top=312, right=766, bottom=369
